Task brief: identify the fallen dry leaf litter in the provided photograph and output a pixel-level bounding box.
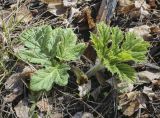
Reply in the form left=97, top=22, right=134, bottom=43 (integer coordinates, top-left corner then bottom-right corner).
left=0, top=0, right=160, bottom=117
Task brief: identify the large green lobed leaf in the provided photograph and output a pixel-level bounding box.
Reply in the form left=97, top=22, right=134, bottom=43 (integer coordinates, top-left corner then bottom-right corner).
left=18, top=25, right=86, bottom=91
left=91, top=22, right=150, bottom=82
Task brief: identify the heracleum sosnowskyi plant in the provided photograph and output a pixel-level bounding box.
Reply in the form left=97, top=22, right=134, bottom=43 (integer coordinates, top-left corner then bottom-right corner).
left=90, top=22, right=150, bottom=83
left=17, top=25, right=86, bottom=91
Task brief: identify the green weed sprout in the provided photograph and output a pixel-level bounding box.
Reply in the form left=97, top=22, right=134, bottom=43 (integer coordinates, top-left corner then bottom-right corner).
left=18, top=25, right=86, bottom=91
left=90, top=22, right=150, bottom=83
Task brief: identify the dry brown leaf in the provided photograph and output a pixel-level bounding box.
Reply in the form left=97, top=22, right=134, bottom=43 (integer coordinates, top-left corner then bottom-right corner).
left=135, top=0, right=150, bottom=18
left=22, top=65, right=36, bottom=77
left=119, top=91, right=144, bottom=116
left=117, top=4, right=136, bottom=14
left=117, top=0, right=135, bottom=14
left=16, top=5, right=33, bottom=23
left=41, top=0, right=65, bottom=16
left=119, top=91, right=139, bottom=107
left=137, top=71, right=160, bottom=83
left=137, top=93, right=148, bottom=109
left=4, top=92, right=21, bottom=102
left=118, top=82, right=133, bottom=93
left=44, top=0, right=77, bottom=16
left=63, top=0, right=77, bottom=7
left=135, top=0, right=150, bottom=9
left=147, top=0, right=157, bottom=9
left=0, top=10, right=12, bottom=26
left=14, top=100, right=29, bottom=118
left=152, top=79, right=160, bottom=86
left=118, top=0, right=134, bottom=6
left=4, top=65, right=35, bottom=90
left=140, top=114, right=150, bottom=118
left=143, top=86, right=155, bottom=99
left=48, top=4, right=67, bottom=16
left=4, top=65, right=35, bottom=102
left=128, top=10, right=141, bottom=18
left=4, top=73, right=23, bottom=90
left=36, top=98, right=52, bottom=112
left=119, top=94, right=129, bottom=106
left=4, top=73, right=24, bottom=102
left=129, top=25, right=151, bottom=39
left=41, top=0, right=62, bottom=5
left=150, top=26, right=160, bottom=36
left=123, top=100, right=139, bottom=116
left=127, top=91, right=139, bottom=100
left=117, top=0, right=150, bottom=18
left=83, top=7, right=95, bottom=29
left=119, top=91, right=154, bottom=117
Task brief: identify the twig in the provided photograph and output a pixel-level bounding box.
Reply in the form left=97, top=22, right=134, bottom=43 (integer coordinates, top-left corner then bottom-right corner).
left=96, top=0, right=117, bottom=23
left=54, top=87, right=104, bottom=118
left=111, top=76, right=118, bottom=118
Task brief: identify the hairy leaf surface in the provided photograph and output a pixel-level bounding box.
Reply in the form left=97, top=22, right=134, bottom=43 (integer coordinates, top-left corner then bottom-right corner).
left=91, top=22, right=149, bottom=82
left=56, top=28, right=86, bottom=61
left=30, top=64, right=70, bottom=91
left=18, top=25, right=86, bottom=91
left=18, top=25, right=53, bottom=65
